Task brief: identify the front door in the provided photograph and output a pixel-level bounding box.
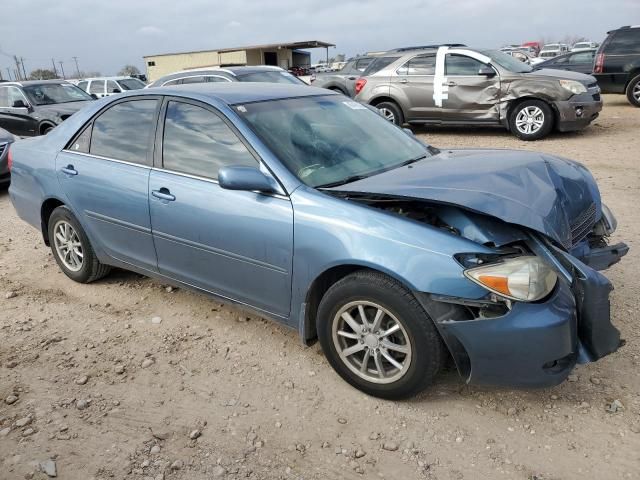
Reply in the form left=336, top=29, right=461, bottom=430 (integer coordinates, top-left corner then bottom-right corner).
left=0, top=86, right=35, bottom=136
left=393, top=53, right=439, bottom=122
left=149, top=99, right=294, bottom=318
left=56, top=97, right=160, bottom=271
left=439, top=53, right=500, bottom=123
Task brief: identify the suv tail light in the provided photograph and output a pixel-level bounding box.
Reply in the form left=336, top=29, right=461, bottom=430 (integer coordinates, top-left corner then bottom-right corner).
left=594, top=53, right=605, bottom=73
left=7, top=145, right=12, bottom=171
left=354, top=78, right=367, bottom=95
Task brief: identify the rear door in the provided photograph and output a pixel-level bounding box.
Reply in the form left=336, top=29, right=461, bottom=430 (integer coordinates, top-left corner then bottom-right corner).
left=440, top=53, right=500, bottom=123
left=599, top=29, right=640, bottom=92
left=393, top=54, right=439, bottom=122
left=148, top=98, right=294, bottom=317
left=56, top=97, right=161, bottom=271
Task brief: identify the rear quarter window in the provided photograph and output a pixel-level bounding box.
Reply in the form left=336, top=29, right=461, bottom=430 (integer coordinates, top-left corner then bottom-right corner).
left=605, top=29, right=640, bottom=54
left=362, top=56, right=401, bottom=76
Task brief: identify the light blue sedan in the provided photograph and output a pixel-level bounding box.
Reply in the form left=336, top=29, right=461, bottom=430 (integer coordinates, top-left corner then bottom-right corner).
left=8, top=83, right=627, bottom=398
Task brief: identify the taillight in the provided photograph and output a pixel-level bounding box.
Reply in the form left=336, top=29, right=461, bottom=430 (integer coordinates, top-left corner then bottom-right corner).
left=594, top=53, right=605, bottom=73
left=7, top=145, right=12, bottom=171
left=354, top=78, right=367, bottom=95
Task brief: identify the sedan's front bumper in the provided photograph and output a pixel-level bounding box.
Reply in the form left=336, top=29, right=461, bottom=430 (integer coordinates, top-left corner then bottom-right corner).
left=553, top=91, right=602, bottom=132
left=420, top=253, right=623, bottom=388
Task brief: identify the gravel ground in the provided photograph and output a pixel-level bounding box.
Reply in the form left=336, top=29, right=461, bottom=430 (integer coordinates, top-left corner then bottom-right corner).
left=0, top=94, right=639, bottom=480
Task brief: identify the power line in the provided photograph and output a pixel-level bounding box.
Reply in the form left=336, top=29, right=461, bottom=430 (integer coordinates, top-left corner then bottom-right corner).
left=59, top=61, right=66, bottom=79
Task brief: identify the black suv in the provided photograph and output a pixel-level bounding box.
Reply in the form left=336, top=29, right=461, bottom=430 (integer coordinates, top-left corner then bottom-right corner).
left=593, top=26, right=640, bottom=106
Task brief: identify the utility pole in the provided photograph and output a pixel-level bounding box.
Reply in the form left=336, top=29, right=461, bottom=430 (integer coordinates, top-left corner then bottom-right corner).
left=13, top=55, right=22, bottom=80
left=72, top=56, right=80, bottom=78
left=20, top=57, right=27, bottom=80
left=5, top=68, right=11, bottom=81
left=51, top=58, right=58, bottom=77
left=58, top=61, right=66, bottom=79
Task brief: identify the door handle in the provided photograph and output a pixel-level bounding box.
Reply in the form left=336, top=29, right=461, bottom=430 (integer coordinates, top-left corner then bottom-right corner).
left=152, top=188, right=176, bottom=201
left=399, top=78, right=408, bottom=84
left=61, top=165, right=78, bottom=176
left=446, top=81, right=457, bottom=87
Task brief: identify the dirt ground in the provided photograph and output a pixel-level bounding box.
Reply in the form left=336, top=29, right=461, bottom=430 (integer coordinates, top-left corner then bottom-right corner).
left=1, top=94, right=639, bottom=480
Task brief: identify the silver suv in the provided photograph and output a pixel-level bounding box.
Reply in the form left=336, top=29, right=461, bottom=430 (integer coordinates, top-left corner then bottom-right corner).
left=355, top=46, right=602, bottom=140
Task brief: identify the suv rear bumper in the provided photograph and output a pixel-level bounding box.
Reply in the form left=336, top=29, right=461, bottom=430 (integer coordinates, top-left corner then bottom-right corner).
left=553, top=93, right=602, bottom=132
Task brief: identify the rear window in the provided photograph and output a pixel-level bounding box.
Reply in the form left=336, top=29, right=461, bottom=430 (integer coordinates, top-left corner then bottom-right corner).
left=362, top=56, right=401, bottom=76
left=605, top=29, right=640, bottom=54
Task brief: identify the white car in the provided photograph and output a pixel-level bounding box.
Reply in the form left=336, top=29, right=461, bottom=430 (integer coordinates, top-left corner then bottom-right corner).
left=77, top=76, right=146, bottom=98
left=539, top=43, right=570, bottom=59
left=571, top=41, right=599, bottom=52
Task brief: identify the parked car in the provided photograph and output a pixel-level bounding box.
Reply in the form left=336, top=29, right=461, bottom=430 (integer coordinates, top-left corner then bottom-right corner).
left=522, top=41, right=542, bottom=56
left=354, top=46, right=602, bottom=140
left=504, top=50, right=535, bottom=65
left=0, top=80, right=94, bottom=136
left=535, top=50, right=597, bottom=75
left=77, top=76, right=146, bottom=98
left=539, top=43, right=570, bottom=59
left=0, top=127, right=14, bottom=185
left=310, top=56, right=376, bottom=96
left=8, top=83, right=627, bottom=398
left=146, top=66, right=306, bottom=88
left=572, top=41, right=599, bottom=52
left=593, top=25, right=640, bottom=107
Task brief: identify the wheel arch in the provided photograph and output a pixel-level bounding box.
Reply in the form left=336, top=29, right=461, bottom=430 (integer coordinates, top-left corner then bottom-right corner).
left=300, top=262, right=427, bottom=345
left=624, top=67, right=640, bottom=90
left=40, top=197, right=66, bottom=245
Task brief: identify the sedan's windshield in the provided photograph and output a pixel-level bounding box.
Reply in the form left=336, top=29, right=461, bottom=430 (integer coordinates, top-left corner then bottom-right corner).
left=481, top=49, right=533, bottom=73
left=235, top=95, right=429, bottom=188
left=23, top=83, right=92, bottom=105
left=117, top=78, right=146, bottom=90
left=236, top=71, right=304, bottom=85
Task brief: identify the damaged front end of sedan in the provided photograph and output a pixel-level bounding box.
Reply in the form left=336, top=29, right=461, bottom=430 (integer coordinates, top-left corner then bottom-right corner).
left=326, top=149, right=628, bottom=388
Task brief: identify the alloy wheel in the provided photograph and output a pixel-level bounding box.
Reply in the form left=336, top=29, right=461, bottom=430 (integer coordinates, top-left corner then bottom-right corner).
left=53, top=220, right=84, bottom=272
left=378, top=107, right=396, bottom=123
left=634, top=82, right=640, bottom=102
left=515, top=106, right=545, bottom=135
left=331, top=301, right=412, bottom=384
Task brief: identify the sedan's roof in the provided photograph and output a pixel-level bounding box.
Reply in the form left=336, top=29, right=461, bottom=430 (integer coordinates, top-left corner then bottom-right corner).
left=2, top=80, right=72, bottom=87
left=147, top=82, right=336, bottom=105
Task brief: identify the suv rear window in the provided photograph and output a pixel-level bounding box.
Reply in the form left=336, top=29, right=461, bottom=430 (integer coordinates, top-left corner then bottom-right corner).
left=362, top=56, right=400, bottom=76
left=605, top=29, right=640, bottom=54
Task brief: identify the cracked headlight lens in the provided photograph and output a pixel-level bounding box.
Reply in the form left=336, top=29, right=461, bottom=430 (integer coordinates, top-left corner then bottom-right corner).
left=559, top=79, right=587, bottom=95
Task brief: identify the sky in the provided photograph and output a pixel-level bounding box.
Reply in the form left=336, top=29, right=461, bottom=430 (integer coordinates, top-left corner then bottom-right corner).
left=1, top=0, right=638, bottom=79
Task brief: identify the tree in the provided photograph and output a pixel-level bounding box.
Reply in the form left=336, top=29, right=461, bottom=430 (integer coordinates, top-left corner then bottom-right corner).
left=28, top=69, right=58, bottom=80
left=118, top=65, right=140, bottom=76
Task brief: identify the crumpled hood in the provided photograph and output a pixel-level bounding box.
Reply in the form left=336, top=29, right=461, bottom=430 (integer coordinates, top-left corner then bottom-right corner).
left=527, top=68, right=597, bottom=85
left=329, top=149, right=602, bottom=248
left=34, top=101, right=91, bottom=118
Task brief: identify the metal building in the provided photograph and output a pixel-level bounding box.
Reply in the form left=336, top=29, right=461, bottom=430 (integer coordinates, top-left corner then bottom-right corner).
left=143, top=40, right=335, bottom=82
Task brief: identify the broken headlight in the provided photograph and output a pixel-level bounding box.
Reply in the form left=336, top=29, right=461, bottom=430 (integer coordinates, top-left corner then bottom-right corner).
left=559, top=79, right=587, bottom=95
left=463, top=256, right=557, bottom=302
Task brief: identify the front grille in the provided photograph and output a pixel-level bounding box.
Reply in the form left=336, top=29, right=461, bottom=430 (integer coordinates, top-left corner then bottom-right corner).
left=592, top=93, right=601, bottom=101
left=588, top=82, right=598, bottom=89
left=0, top=143, right=6, bottom=158
left=570, top=202, right=597, bottom=247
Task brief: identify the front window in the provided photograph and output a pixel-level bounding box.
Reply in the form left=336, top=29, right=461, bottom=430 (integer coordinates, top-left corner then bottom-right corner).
left=235, top=95, right=430, bottom=188
left=235, top=71, right=304, bottom=85
left=117, top=78, right=146, bottom=90
left=481, top=49, right=533, bottom=73
left=23, top=83, right=93, bottom=105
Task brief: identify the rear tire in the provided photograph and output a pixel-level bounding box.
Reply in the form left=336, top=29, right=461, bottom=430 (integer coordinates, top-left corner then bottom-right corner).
left=509, top=99, right=554, bottom=140
left=48, top=206, right=111, bottom=283
left=625, top=74, right=640, bottom=107
left=375, top=101, right=404, bottom=126
left=317, top=270, right=444, bottom=399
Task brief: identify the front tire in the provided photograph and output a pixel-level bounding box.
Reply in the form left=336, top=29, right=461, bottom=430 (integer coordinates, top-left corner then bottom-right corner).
left=626, top=74, right=640, bottom=107
left=317, top=271, right=445, bottom=399
left=375, top=101, right=404, bottom=126
left=48, top=206, right=111, bottom=283
left=509, top=99, right=554, bottom=140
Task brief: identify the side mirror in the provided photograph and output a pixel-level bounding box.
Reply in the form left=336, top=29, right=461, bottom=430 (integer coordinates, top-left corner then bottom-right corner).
left=218, top=166, right=278, bottom=194
left=112, top=89, right=121, bottom=94
left=12, top=99, right=29, bottom=109
left=478, top=66, right=496, bottom=77
left=90, top=93, right=98, bottom=99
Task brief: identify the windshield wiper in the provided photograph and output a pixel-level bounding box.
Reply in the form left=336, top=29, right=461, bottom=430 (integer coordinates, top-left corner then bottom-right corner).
left=316, top=174, right=370, bottom=189
left=395, top=154, right=427, bottom=168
